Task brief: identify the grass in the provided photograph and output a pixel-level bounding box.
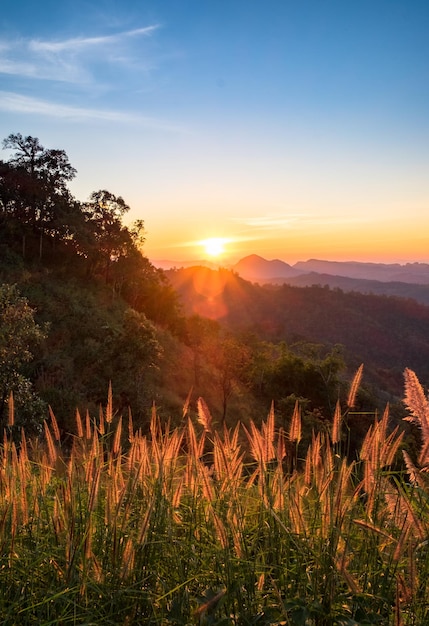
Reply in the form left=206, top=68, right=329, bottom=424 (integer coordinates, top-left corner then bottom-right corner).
left=1, top=368, right=429, bottom=624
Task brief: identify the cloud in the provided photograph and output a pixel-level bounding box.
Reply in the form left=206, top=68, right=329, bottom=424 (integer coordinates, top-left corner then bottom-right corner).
left=232, top=215, right=304, bottom=230
left=232, top=213, right=371, bottom=231
left=0, top=91, right=185, bottom=132
left=0, top=25, right=160, bottom=83
left=29, top=26, right=159, bottom=54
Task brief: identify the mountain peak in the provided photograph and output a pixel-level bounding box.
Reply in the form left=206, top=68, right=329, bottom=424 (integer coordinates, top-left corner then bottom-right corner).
left=233, top=255, right=302, bottom=281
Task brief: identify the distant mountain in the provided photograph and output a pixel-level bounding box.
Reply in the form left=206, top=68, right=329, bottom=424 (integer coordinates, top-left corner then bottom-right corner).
left=233, top=254, right=303, bottom=281
left=156, top=255, right=429, bottom=286
left=284, top=273, right=429, bottom=306
left=230, top=255, right=429, bottom=303
left=293, top=259, right=429, bottom=284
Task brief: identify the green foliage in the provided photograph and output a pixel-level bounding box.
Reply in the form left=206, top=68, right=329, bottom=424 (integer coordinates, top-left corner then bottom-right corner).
left=20, top=275, right=163, bottom=432
left=0, top=283, right=47, bottom=431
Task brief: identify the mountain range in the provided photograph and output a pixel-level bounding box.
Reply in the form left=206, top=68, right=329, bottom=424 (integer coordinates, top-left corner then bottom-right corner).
left=232, top=255, right=429, bottom=284
left=153, top=255, right=429, bottom=305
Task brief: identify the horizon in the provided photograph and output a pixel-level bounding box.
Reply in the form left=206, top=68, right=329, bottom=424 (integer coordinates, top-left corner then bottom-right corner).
left=149, top=253, right=429, bottom=271
left=1, top=1, right=429, bottom=264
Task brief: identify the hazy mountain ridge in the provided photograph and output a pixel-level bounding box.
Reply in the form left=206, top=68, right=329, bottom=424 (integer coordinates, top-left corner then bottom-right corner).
left=157, top=255, right=429, bottom=305
left=293, top=259, right=429, bottom=283
left=153, top=255, right=429, bottom=286
left=233, top=255, right=429, bottom=284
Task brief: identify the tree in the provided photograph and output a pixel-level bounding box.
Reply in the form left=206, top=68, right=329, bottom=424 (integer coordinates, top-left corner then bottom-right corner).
left=208, top=334, right=252, bottom=424
left=82, top=189, right=131, bottom=281
left=1, top=133, right=77, bottom=258
left=0, top=283, right=47, bottom=431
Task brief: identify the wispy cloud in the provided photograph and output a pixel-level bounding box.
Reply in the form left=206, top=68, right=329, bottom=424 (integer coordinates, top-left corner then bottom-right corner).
left=29, top=26, right=159, bottom=54
left=231, top=215, right=306, bottom=231
left=0, top=25, right=160, bottom=83
left=0, top=91, right=185, bottom=132
left=232, top=213, right=371, bottom=231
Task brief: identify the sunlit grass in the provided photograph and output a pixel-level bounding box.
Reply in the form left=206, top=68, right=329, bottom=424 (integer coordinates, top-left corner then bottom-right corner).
left=1, top=368, right=429, bottom=624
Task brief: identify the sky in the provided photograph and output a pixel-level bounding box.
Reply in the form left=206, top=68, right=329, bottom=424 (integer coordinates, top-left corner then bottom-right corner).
left=1, top=0, right=429, bottom=266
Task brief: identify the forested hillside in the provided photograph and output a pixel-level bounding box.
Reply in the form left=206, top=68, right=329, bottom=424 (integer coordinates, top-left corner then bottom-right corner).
left=166, top=266, right=429, bottom=400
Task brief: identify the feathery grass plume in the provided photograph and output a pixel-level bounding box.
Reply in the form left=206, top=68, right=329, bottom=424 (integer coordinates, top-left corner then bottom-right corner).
left=172, top=478, right=183, bottom=510
left=381, top=426, right=404, bottom=468
left=99, top=404, right=105, bottom=435
left=48, top=406, right=61, bottom=441
left=403, top=368, right=429, bottom=455
left=200, top=463, right=215, bottom=502
left=382, top=476, right=426, bottom=540
left=187, top=417, right=205, bottom=463
left=112, top=417, right=122, bottom=456
left=402, top=450, right=426, bottom=488
left=127, top=408, right=134, bottom=444
left=334, top=458, right=359, bottom=523
left=164, top=427, right=183, bottom=466
left=40, top=451, right=53, bottom=491
left=418, top=438, right=429, bottom=469
left=7, top=392, right=14, bottom=427
left=106, top=381, right=113, bottom=424
left=303, top=443, right=313, bottom=486
left=183, top=387, right=193, bottom=420
left=85, top=410, right=92, bottom=440
left=229, top=512, right=244, bottom=558
left=311, top=431, right=322, bottom=472
left=213, top=431, right=240, bottom=487
left=261, top=402, right=276, bottom=462
left=90, top=426, right=100, bottom=467
left=88, top=466, right=101, bottom=512
left=289, top=489, right=308, bottom=535
left=211, top=509, right=228, bottom=549
left=276, top=426, right=286, bottom=462
left=347, top=363, right=364, bottom=408
left=43, top=421, right=57, bottom=466
left=244, top=420, right=264, bottom=467
left=197, top=397, right=213, bottom=433
left=289, top=400, right=301, bottom=443
left=75, top=409, right=83, bottom=438
left=150, top=403, right=161, bottom=441
left=272, top=464, right=287, bottom=510
left=19, top=429, right=28, bottom=470
left=121, top=537, right=135, bottom=581
left=17, top=459, right=28, bottom=527
left=332, top=400, right=342, bottom=444
left=137, top=500, right=154, bottom=545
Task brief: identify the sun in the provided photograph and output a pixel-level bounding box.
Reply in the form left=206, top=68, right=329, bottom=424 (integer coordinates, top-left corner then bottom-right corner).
left=202, top=237, right=227, bottom=257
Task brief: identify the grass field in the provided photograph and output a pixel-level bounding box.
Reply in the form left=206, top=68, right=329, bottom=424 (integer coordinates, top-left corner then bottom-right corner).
left=0, top=368, right=428, bottom=625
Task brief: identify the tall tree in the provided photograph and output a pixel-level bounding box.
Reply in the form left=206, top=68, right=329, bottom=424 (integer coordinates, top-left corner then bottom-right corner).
left=1, top=133, right=77, bottom=258
left=82, top=189, right=131, bottom=281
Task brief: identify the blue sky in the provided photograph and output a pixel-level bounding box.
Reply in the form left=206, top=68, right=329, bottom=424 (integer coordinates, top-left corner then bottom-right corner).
left=1, top=1, right=429, bottom=263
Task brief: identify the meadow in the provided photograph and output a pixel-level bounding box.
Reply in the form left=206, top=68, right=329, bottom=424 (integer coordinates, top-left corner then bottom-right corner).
left=1, top=367, right=428, bottom=625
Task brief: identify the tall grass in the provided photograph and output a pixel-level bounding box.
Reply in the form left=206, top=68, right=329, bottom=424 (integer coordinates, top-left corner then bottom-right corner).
left=1, top=368, right=429, bottom=624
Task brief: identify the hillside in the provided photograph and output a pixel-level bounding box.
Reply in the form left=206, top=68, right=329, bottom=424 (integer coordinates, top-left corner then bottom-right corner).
left=166, top=265, right=429, bottom=398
